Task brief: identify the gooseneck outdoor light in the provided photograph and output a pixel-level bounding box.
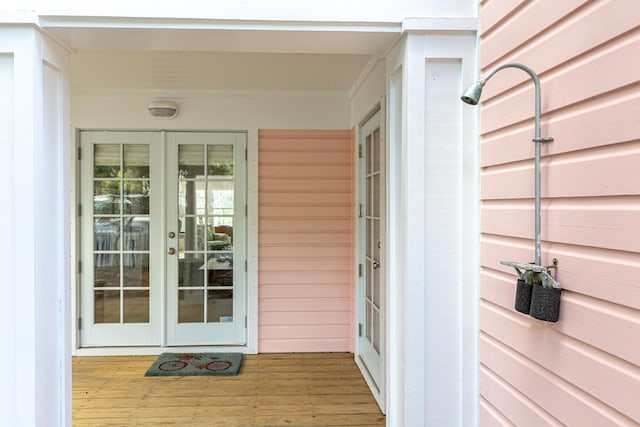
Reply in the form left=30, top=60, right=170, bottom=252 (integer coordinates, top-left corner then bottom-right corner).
left=461, top=62, right=553, bottom=266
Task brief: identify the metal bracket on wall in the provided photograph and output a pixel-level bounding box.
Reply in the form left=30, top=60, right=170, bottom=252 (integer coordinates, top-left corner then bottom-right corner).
left=500, top=258, right=559, bottom=288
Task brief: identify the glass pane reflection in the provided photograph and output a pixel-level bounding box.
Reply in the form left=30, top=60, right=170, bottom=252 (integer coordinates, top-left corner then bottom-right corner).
left=124, top=145, right=149, bottom=178
left=207, top=290, right=233, bottom=322
left=94, top=181, right=120, bottom=214
left=123, top=181, right=150, bottom=214
left=179, top=290, right=204, bottom=323
left=179, top=145, right=204, bottom=178
left=94, top=254, right=120, bottom=287
left=178, top=253, right=205, bottom=287
left=123, top=254, right=149, bottom=287
left=94, top=144, right=120, bottom=178
left=123, top=290, right=149, bottom=323
left=95, top=290, right=120, bottom=323
left=207, top=145, right=233, bottom=177
left=206, top=254, right=233, bottom=286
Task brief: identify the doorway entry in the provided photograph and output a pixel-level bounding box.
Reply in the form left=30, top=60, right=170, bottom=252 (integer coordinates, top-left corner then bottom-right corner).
left=78, top=131, right=247, bottom=347
left=356, top=106, right=386, bottom=411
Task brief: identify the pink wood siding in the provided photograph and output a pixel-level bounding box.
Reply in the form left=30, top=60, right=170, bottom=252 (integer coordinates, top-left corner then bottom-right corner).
left=479, top=0, right=640, bottom=424
left=258, top=129, right=355, bottom=353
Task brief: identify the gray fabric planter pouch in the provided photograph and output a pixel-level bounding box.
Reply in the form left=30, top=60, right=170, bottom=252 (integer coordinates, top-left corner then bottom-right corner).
left=514, top=279, right=533, bottom=314
left=529, top=284, right=561, bottom=322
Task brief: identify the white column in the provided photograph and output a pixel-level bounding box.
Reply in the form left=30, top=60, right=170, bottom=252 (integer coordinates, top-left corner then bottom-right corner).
left=386, top=24, right=479, bottom=426
left=0, top=22, right=71, bottom=427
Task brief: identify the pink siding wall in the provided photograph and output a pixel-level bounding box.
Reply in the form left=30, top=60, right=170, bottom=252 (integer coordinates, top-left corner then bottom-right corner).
left=479, top=0, right=640, bottom=425
left=258, top=129, right=355, bottom=353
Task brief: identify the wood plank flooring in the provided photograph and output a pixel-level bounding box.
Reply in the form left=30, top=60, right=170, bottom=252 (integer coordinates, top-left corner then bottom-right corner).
left=73, top=353, right=386, bottom=426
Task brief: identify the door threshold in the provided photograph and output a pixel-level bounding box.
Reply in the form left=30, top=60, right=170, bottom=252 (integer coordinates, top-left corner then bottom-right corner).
left=74, top=345, right=254, bottom=357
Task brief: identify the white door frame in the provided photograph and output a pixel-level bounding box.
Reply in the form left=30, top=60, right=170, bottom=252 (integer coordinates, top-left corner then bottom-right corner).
left=74, top=129, right=259, bottom=356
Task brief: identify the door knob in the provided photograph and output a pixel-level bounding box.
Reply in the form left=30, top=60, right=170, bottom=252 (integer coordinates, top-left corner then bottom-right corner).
left=168, top=231, right=176, bottom=239
left=373, top=260, right=380, bottom=269
left=167, top=247, right=176, bottom=255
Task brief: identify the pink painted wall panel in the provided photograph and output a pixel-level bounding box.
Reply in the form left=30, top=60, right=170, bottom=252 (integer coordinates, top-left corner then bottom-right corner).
left=479, top=0, right=526, bottom=37
left=480, top=0, right=589, bottom=68
left=480, top=367, right=564, bottom=427
left=479, top=0, right=640, bottom=424
left=483, top=143, right=640, bottom=198
left=480, top=0, right=638, bottom=100
left=481, top=89, right=640, bottom=167
left=481, top=35, right=639, bottom=135
left=483, top=204, right=640, bottom=253
left=258, top=129, right=354, bottom=353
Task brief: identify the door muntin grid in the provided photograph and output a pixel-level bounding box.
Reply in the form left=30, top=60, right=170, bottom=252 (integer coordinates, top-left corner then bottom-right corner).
left=176, top=144, right=235, bottom=323
left=93, top=143, right=151, bottom=324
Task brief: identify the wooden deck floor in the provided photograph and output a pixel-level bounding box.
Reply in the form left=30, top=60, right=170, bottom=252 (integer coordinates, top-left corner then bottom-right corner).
left=73, top=353, right=386, bottom=426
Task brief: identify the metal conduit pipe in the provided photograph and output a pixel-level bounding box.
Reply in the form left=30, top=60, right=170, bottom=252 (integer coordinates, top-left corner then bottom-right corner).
left=461, top=62, right=553, bottom=266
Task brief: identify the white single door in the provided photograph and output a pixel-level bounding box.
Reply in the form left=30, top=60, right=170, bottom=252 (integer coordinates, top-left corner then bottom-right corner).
left=357, top=109, right=385, bottom=408
left=165, top=132, right=247, bottom=345
left=79, top=131, right=247, bottom=347
left=79, top=131, right=162, bottom=346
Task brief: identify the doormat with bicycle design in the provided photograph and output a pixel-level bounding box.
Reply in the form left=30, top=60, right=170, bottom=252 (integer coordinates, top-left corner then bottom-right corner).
left=145, top=352, right=243, bottom=376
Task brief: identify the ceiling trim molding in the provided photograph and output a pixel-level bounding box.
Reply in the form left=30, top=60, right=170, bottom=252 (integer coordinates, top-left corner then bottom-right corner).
left=40, top=16, right=402, bottom=34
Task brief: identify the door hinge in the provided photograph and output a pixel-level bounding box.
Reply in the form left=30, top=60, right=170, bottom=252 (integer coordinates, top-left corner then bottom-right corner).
left=245, top=260, right=248, bottom=272
left=358, top=144, right=363, bottom=158
left=359, top=204, right=363, bottom=218
left=358, top=263, right=363, bottom=277
left=77, top=203, right=82, bottom=216
left=358, top=323, right=363, bottom=337
left=78, top=260, right=82, bottom=274
left=245, top=148, right=248, bottom=160
left=78, top=318, right=82, bottom=330
left=245, top=316, right=247, bottom=328
left=77, top=146, right=81, bottom=160
left=245, top=204, right=248, bottom=216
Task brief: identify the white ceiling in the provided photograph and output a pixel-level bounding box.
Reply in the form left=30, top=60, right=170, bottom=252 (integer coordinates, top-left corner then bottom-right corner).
left=70, top=50, right=373, bottom=92
left=45, top=18, right=401, bottom=92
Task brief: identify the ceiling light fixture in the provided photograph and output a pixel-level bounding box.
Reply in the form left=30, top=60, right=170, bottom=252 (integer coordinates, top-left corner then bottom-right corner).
left=148, top=101, right=178, bottom=119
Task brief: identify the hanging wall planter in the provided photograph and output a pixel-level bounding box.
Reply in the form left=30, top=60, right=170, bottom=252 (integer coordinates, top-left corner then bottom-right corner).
left=529, top=274, right=562, bottom=322
left=514, top=271, right=534, bottom=314
left=502, top=260, right=560, bottom=322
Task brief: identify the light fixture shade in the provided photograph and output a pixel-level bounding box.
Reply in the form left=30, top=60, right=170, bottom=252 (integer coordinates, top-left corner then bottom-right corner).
left=460, top=82, right=483, bottom=105
left=148, top=101, right=178, bottom=119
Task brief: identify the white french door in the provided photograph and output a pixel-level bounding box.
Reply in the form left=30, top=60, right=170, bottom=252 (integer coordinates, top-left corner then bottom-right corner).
left=79, top=131, right=246, bottom=347
left=165, top=132, right=246, bottom=345
left=356, top=108, right=386, bottom=409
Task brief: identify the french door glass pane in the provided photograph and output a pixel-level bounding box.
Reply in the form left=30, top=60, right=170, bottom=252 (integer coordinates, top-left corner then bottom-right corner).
left=179, top=253, right=205, bottom=287
left=207, top=145, right=234, bottom=176
left=207, top=290, right=233, bottom=322
left=124, top=181, right=150, bottom=214
left=94, top=254, right=119, bottom=287
left=372, top=129, right=380, bottom=172
left=94, top=181, right=120, bottom=214
left=95, top=290, right=120, bottom=323
left=365, top=134, right=372, bottom=175
left=123, top=254, right=149, bottom=287
left=93, top=143, right=151, bottom=324
left=363, top=124, right=381, bottom=356
left=124, top=145, right=150, bottom=178
left=179, top=145, right=204, bottom=177
left=124, top=290, right=149, bottom=323
left=178, top=290, right=204, bottom=323
left=94, top=144, right=120, bottom=178
left=177, top=144, right=234, bottom=324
